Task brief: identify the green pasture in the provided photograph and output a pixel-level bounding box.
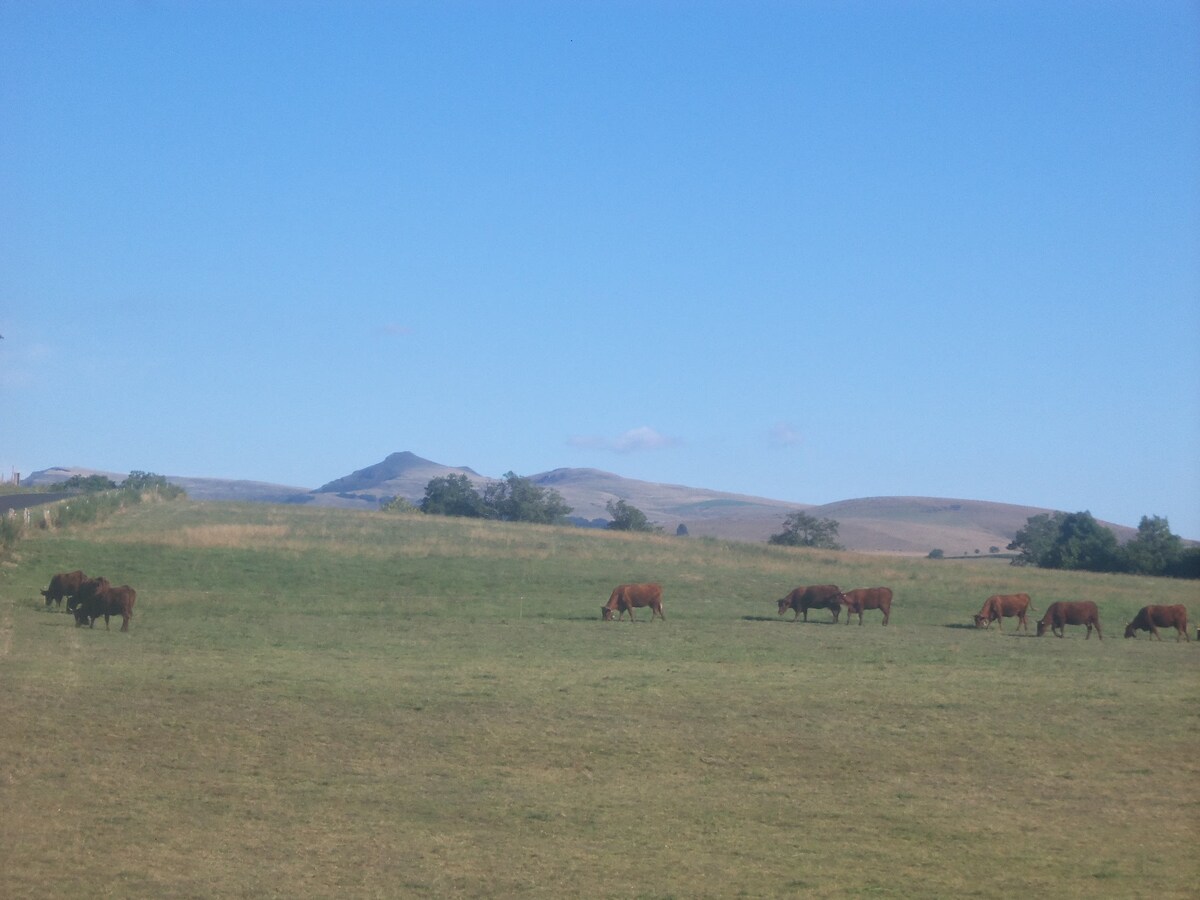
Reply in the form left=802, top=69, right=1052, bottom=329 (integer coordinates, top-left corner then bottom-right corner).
left=1, top=500, right=1197, bottom=898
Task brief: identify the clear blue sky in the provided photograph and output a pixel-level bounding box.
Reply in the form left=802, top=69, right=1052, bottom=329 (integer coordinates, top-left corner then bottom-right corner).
left=3, top=1, right=1198, bottom=538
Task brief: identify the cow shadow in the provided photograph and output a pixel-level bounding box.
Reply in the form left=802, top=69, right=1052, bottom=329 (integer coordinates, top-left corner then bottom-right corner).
left=943, top=623, right=980, bottom=631
left=743, top=616, right=843, bottom=626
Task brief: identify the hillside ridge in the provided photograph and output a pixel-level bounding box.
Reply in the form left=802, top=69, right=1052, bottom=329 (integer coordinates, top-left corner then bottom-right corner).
left=23, top=455, right=1138, bottom=554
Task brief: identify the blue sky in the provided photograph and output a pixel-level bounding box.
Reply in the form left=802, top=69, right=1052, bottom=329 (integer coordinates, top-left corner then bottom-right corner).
left=3, top=1, right=1198, bottom=538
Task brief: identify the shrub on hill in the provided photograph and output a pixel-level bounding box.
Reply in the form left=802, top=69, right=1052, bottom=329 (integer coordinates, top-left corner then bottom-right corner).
left=769, top=511, right=843, bottom=550
left=605, top=498, right=662, bottom=533
left=419, top=472, right=572, bottom=525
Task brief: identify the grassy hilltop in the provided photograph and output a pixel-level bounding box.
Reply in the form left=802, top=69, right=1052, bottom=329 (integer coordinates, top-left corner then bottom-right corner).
left=1, top=500, right=1197, bottom=898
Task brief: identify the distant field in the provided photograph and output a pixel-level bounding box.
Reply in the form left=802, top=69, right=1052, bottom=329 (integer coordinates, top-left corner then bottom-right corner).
left=1, top=500, right=1197, bottom=897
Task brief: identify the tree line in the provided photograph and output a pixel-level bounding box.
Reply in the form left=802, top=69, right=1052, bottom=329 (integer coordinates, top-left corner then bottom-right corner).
left=355, top=475, right=1200, bottom=581
left=386, top=472, right=663, bottom=532
left=1007, top=511, right=1198, bottom=579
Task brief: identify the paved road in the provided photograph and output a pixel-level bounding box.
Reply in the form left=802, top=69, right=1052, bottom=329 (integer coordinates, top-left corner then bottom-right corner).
left=0, top=492, right=71, bottom=515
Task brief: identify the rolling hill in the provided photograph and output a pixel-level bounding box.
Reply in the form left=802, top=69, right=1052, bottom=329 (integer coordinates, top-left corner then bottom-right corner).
left=23, top=452, right=1139, bottom=555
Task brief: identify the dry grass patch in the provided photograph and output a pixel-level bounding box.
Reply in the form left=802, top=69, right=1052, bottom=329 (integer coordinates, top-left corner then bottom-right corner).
left=174, top=523, right=292, bottom=548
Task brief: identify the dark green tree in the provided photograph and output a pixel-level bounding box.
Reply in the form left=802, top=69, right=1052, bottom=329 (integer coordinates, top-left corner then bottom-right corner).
left=420, top=474, right=485, bottom=517
left=605, top=498, right=662, bottom=533
left=1047, top=511, right=1120, bottom=571
left=1121, top=515, right=1183, bottom=576
left=481, top=472, right=572, bottom=524
left=1008, top=511, right=1119, bottom=572
left=123, top=471, right=185, bottom=498
left=769, top=511, right=843, bottom=550
left=1165, top=547, right=1200, bottom=579
left=1007, top=513, right=1060, bottom=566
left=54, top=474, right=118, bottom=492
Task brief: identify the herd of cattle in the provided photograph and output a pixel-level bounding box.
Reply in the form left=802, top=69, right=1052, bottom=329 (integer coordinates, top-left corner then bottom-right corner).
left=602, top=581, right=1192, bottom=642
left=40, top=570, right=1191, bottom=643
left=39, top=570, right=136, bottom=632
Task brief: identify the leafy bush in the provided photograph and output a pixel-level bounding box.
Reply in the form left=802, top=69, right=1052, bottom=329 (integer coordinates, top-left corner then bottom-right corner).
left=769, top=511, right=843, bottom=550
left=605, top=498, right=662, bottom=533
left=381, top=496, right=419, bottom=514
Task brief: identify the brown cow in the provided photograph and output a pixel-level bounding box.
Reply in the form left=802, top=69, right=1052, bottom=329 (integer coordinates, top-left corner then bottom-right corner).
left=1036, top=600, right=1101, bottom=640
left=839, top=587, right=892, bottom=625
left=40, top=570, right=88, bottom=609
left=777, top=585, right=842, bottom=623
left=973, top=593, right=1034, bottom=632
left=601, top=583, right=664, bottom=621
left=71, top=577, right=136, bottom=632
left=1124, top=605, right=1189, bottom=642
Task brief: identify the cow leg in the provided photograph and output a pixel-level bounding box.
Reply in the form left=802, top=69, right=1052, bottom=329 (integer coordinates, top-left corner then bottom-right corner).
left=882, top=608, right=889, bottom=626
left=1094, top=621, right=1102, bottom=640
left=1149, top=625, right=1161, bottom=641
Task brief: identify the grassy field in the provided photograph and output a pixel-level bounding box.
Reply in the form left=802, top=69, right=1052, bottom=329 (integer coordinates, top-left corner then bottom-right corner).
left=1, top=499, right=1197, bottom=898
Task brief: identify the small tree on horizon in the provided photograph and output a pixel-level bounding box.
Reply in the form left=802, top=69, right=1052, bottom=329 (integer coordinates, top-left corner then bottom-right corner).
left=420, top=473, right=485, bottom=518
left=769, top=511, right=843, bottom=550
left=482, top=472, right=572, bottom=525
left=605, top=499, right=662, bottom=533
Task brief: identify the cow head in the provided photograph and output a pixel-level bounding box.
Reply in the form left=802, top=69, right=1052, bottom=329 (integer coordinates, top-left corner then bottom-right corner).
left=777, top=598, right=790, bottom=616
left=1123, top=622, right=1137, bottom=639
left=1035, top=620, right=1049, bottom=637
left=973, top=614, right=987, bottom=628
left=601, top=606, right=614, bottom=621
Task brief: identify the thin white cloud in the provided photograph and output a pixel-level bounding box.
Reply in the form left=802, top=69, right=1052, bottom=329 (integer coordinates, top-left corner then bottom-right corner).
left=770, top=422, right=803, bottom=447
left=569, top=426, right=680, bottom=454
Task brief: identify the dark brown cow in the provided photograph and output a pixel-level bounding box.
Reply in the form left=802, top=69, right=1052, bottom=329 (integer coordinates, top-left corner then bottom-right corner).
left=601, top=583, right=664, bottom=621
left=1036, top=600, right=1101, bottom=640
left=1124, top=604, right=1189, bottom=642
left=839, top=587, right=892, bottom=625
left=973, top=593, right=1033, bottom=632
left=40, top=570, right=88, bottom=608
left=776, top=585, right=842, bottom=623
left=71, top=577, right=136, bottom=632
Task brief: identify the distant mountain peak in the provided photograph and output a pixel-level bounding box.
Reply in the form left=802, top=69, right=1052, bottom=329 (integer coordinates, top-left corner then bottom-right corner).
left=314, top=451, right=482, bottom=494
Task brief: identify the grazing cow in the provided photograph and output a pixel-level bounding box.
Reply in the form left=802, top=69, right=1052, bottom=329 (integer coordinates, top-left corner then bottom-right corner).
left=1124, top=605, right=1190, bottom=642
left=601, top=583, right=664, bottom=621
left=71, top=577, right=136, bottom=632
left=776, top=584, right=842, bottom=623
left=40, top=570, right=87, bottom=609
left=839, top=587, right=893, bottom=626
left=1036, top=600, right=1101, bottom=640
left=973, top=593, right=1034, bottom=632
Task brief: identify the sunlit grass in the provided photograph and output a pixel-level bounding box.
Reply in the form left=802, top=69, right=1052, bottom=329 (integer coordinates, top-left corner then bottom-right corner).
left=1, top=500, right=1196, bottom=897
